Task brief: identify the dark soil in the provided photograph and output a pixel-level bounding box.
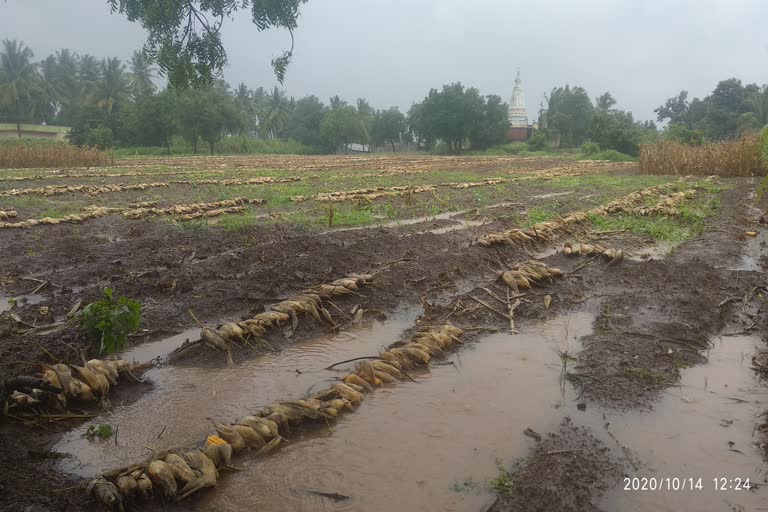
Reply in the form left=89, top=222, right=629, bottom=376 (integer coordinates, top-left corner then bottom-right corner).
left=488, top=418, right=622, bottom=512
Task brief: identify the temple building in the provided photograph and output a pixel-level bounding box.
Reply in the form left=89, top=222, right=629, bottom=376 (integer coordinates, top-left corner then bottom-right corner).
left=506, top=71, right=532, bottom=141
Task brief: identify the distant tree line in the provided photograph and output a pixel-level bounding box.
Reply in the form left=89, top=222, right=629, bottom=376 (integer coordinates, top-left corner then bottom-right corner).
left=654, top=79, right=768, bottom=144
left=0, top=40, right=512, bottom=154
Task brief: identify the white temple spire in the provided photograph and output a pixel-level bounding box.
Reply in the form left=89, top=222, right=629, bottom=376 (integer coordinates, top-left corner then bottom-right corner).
left=508, top=70, right=529, bottom=128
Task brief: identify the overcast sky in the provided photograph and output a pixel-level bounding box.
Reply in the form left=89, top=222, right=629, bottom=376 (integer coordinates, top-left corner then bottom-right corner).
left=1, top=0, right=767, bottom=122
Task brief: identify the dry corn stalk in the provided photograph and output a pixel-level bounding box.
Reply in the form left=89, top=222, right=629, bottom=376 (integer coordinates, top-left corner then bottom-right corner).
left=6, top=358, right=151, bottom=411
left=562, top=242, right=623, bottom=264
left=87, top=325, right=463, bottom=508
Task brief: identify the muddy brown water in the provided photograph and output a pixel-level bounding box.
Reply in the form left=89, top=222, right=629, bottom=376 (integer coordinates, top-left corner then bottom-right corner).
left=595, top=333, right=767, bottom=511
left=52, top=309, right=767, bottom=510
left=54, top=310, right=593, bottom=511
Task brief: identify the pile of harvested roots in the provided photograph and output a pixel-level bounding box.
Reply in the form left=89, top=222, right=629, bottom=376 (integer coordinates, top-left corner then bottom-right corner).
left=0, top=182, right=170, bottom=197
left=612, top=189, right=696, bottom=217
left=562, top=242, right=623, bottom=264
left=5, top=358, right=151, bottom=411
left=122, top=198, right=264, bottom=220
left=477, top=183, right=691, bottom=247
left=183, top=273, right=375, bottom=364
left=499, top=260, right=563, bottom=291
left=87, top=325, right=463, bottom=508
left=0, top=210, right=17, bottom=220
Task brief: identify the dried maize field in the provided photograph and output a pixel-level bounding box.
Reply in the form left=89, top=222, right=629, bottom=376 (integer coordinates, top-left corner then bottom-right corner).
left=1, top=153, right=768, bottom=512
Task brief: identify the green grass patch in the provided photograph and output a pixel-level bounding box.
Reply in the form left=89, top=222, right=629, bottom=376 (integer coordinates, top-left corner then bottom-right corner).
left=588, top=195, right=719, bottom=241
left=525, top=205, right=560, bottom=225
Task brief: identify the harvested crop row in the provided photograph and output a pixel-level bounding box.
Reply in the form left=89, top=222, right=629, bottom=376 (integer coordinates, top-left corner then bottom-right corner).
left=122, top=198, right=264, bottom=219
left=292, top=185, right=437, bottom=203
left=85, top=325, right=464, bottom=508
left=0, top=176, right=303, bottom=198
left=5, top=358, right=151, bottom=411
left=182, top=273, right=375, bottom=364
left=0, top=198, right=262, bottom=229
left=477, top=182, right=689, bottom=246
left=0, top=182, right=169, bottom=198
left=608, top=189, right=696, bottom=216
left=169, top=176, right=302, bottom=186
left=447, top=178, right=508, bottom=189
left=0, top=210, right=17, bottom=220
left=0, top=207, right=115, bottom=229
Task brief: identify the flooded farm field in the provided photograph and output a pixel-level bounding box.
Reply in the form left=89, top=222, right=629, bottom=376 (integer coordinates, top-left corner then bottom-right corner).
left=0, top=154, right=766, bottom=512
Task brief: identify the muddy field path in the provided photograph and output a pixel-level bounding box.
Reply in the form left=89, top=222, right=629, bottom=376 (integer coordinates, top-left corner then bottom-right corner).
left=0, top=156, right=765, bottom=512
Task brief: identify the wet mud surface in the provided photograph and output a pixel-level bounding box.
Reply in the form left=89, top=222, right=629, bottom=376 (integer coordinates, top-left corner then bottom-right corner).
left=0, top=158, right=766, bottom=512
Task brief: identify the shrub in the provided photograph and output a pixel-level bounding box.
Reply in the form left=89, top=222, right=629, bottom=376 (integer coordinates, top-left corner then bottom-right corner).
left=526, top=131, right=548, bottom=151
left=639, top=135, right=764, bottom=176
left=580, top=141, right=600, bottom=155
left=586, top=149, right=635, bottom=162
left=74, top=288, right=141, bottom=354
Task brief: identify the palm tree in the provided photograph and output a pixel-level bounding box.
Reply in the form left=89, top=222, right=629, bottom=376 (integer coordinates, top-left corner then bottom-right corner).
left=129, top=50, right=156, bottom=99
left=91, top=57, right=131, bottom=113
left=257, top=86, right=291, bottom=139
left=0, top=39, right=43, bottom=137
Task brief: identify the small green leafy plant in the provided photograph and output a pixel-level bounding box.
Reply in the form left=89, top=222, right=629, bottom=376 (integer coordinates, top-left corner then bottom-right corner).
left=82, top=423, right=114, bottom=440
left=487, top=459, right=515, bottom=495
left=75, top=288, right=141, bottom=354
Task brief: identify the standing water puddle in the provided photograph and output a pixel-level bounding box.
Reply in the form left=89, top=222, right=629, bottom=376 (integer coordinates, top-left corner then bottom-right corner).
left=594, top=333, right=767, bottom=511
left=55, top=311, right=594, bottom=512
left=191, top=313, right=594, bottom=512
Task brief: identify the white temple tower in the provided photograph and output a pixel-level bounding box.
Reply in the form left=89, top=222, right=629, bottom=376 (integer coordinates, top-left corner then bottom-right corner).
left=506, top=71, right=530, bottom=141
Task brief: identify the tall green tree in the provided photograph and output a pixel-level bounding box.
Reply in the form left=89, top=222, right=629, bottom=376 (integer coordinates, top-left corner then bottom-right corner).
left=372, top=107, right=406, bottom=151
left=595, top=91, right=616, bottom=112
left=419, top=82, right=484, bottom=152
left=320, top=105, right=361, bottom=152
left=90, top=57, right=131, bottom=113
left=257, top=86, right=291, bottom=139
left=126, top=91, right=176, bottom=150
left=129, top=50, right=156, bottom=99
left=546, top=85, right=594, bottom=147
left=286, top=94, right=326, bottom=148
left=176, top=86, right=242, bottom=154
left=107, top=0, right=308, bottom=86
left=469, top=94, right=508, bottom=150
left=0, top=39, right=43, bottom=137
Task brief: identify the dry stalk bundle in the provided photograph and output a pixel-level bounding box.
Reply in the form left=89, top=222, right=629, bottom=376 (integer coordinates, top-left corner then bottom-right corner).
left=499, top=260, right=563, bottom=291
left=87, top=325, right=463, bottom=508
left=0, top=182, right=169, bottom=198
left=6, top=358, right=151, bottom=411
left=0, top=210, right=17, bottom=220
left=0, top=207, right=114, bottom=229
left=188, top=273, right=375, bottom=363
left=122, top=198, right=263, bottom=220
left=562, top=242, right=623, bottom=264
